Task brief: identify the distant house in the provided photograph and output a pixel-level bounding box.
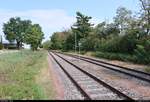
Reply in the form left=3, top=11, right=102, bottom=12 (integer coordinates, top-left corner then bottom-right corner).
left=0, top=35, right=21, bottom=49
left=2, top=43, right=18, bottom=49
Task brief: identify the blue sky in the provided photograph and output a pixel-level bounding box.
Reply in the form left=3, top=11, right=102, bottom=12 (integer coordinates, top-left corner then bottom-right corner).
left=0, top=0, right=140, bottom=44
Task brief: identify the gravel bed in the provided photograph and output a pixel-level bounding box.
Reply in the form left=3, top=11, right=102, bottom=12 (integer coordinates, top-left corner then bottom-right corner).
left=49, top=53, right=84, bottom=100
left=52, top=53, right=124, bottom=100
left=58, top=53, right=150, bottom=100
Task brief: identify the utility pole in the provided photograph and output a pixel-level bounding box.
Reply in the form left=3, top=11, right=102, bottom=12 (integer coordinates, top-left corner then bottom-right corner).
left=75, top=32, right=77, bottom=54
left=78, top=42, right=81, bottom=62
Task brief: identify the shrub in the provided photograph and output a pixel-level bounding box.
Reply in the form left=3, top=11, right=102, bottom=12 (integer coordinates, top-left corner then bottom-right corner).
left=118, top=34, right=137, bottom=53
left=94, top=51, right=138, bottom=64
left=98, top=37, right=121, bottom=53
left=0, top=43, right=3, bottom=50
left=134, top=45, right=150, bottom=64
left=145, top=67, right=150, bottom=73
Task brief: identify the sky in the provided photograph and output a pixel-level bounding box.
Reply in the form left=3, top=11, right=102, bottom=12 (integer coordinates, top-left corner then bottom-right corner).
left=0, top=0, right=140, bottom=45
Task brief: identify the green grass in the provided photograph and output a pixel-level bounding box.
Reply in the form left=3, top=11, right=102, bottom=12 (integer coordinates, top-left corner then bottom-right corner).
left=0, top=50, right=55, bottom=100
left=92, top=51, right=150, bottom=65
left=145, top=67, right=150, bottom=73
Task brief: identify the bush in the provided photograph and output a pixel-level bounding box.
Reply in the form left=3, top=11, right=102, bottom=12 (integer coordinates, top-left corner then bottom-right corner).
left=97, top=33, right=137, bottom=54
left=0, top=43, right=3, bottom=50
left=134, top=45, right=150, bottom=64
left=118, top=34, right=137, bottom=53
left=94, top=51, right=138, bottom=64
left=80, top=37, right=99, bottom=51
left=98, top=37, right=121, bottom=53
left=145, top=67, right=150, bottom=73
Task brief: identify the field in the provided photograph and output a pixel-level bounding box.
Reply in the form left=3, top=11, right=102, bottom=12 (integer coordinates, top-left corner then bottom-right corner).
left=0, top=50, right=55, bottom=99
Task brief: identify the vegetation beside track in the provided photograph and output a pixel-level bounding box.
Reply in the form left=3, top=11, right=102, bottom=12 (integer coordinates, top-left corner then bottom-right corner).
left=0, top=50, right=55, bottom=99
left=42, top=0, right=149, bottom=69
left=145, top=67, right=150, bottom=73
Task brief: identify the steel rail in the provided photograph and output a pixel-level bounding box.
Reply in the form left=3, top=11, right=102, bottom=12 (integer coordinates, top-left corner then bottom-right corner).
left=55, top=51, right=150, bottom=83
left=52, top=51, right=133, bottom=100
left=48, top=51, right=91, bottom=100
left=58, top=51, right=150, bottom=76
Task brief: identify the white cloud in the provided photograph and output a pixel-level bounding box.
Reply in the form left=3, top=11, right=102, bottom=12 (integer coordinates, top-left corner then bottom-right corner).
left=0, top=9, right=75, bottom=43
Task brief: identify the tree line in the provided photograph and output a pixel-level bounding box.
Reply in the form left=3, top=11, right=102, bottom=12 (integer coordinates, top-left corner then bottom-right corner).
left=43, top=0, right=150, bottom=64
left=2, top=17, right=44, bottom=50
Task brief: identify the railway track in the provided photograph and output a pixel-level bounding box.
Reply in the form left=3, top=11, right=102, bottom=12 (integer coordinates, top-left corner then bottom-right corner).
left=54, top=51, right=150, bottom=84
left=49, top=51, right=133, bottom=100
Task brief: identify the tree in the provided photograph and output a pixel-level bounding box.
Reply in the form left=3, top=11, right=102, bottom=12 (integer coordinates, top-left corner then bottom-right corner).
left=94, top=22, right=120, bottom=39
left=139, top=0, right=150, bottom=35
left=62, top=30, right=74, bottom=51
left=105, top=23, right=120, bottom=37
left=51, top=30, right=71, bottom=50
left=80, top=32, right=100, bottom=51
left=3, top=17, right=31, bottom=49
left=24, top=24, right=44, bottom=51
left=71, top=12, right=93, bottom=44
left=114, top=7, right=132, bottom=35
left=42, top=40, right=52, bottom=50
left=94, top=22, right=107, bottom=39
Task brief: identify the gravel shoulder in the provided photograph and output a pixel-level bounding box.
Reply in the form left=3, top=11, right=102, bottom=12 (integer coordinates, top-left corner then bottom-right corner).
left=47, top=53, right=64, bottom=99
left=48, top=53, right=84, bottom=100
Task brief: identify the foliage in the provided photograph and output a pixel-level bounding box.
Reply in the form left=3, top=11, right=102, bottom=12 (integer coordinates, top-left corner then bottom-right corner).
left=134, top=45, right=150, bottom=64
left=80, top=33, right=100, bottom=51
left=62, top=31, right=75, bottom=51
left=0, top=43, right=3, bottom=50
left=139, top=0, right=150, bottom=35
left=97, top=36, right=121, bottom=53
left=3, top=17, right=44, bottom=51
left=42, top=40, right=52, bottom=50
left=71, top=12, right=93, bottom=44
left=3, top=17, right=32, bottom=49
left=24, top=24, right=44, bottom=51
left=94, top=22, right=120, bottom=39
left=94, top=51, right=135, bottom=62
left=47, top=4, right=149, bottom=64
left=113, top=7, right=132, bottom=34
left=51, top=30, right=72, bottom=50
left=145, top=67, right=150, bottom=73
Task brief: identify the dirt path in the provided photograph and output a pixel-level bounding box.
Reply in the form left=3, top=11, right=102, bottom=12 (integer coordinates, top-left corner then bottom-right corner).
left=47, top=53, right=64, bottom=100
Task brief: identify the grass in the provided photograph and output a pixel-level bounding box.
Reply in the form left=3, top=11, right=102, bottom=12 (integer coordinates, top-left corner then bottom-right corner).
left=145, top=67, right=150, bottom=73
left=91, top=51, right=150, bottom=65
left=0, top=50, right=55, bottom=100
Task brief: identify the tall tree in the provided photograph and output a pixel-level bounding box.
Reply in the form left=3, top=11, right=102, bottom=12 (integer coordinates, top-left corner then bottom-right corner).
left=94, top=22, right=107, bottom=39
left=71, top=12, right=93, bottom=43
left=42, top=40, right=52, bottom=50
left=62, top=30, right=74, bottom=50
left=139, top=0, right=150, bottom=35
left=113, top=7, right=132, bottom=35
left=94, top=22, right=120, bottom=39
left=3, top=17, right=31, bottom=49
left=50, top=30, right=70, bottom=50
left=24, top=24, right=44, bottom=51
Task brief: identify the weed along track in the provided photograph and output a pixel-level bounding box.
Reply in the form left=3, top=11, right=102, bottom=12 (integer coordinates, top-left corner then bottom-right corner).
left=49, top=51, right=133, bottom=100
